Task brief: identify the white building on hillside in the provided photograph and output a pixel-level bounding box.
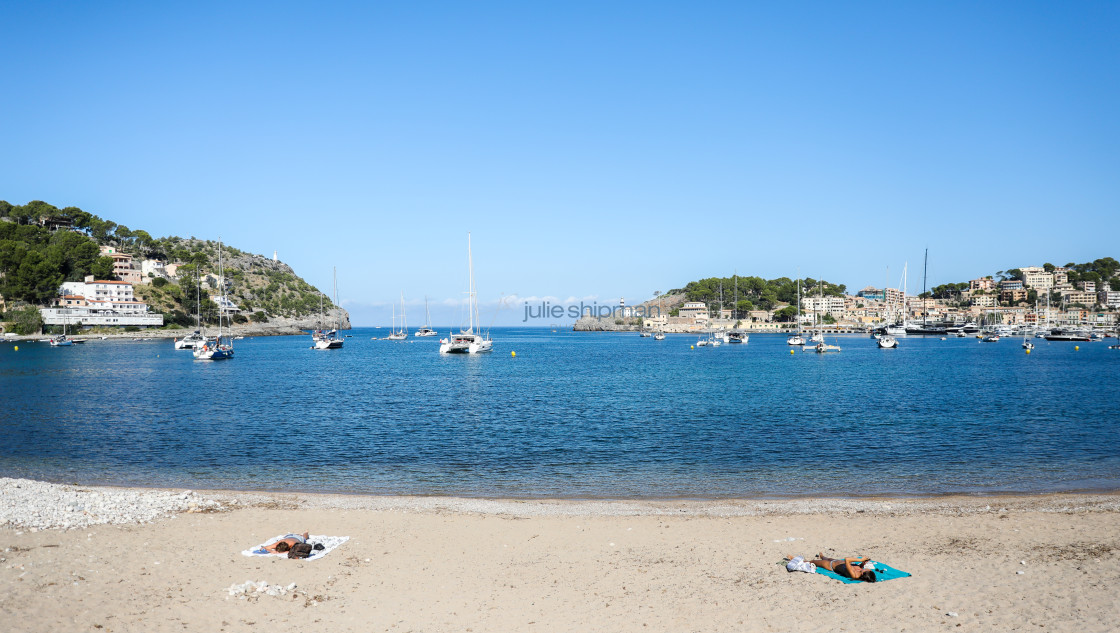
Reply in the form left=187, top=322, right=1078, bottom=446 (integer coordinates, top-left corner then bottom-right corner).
left=42, top=277, right=163, bottom=327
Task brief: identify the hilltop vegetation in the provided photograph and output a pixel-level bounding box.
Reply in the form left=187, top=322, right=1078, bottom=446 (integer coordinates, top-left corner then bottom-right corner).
left=669, top=275, right=845, bottom=319
left=0, top=200, right=338, bottom=327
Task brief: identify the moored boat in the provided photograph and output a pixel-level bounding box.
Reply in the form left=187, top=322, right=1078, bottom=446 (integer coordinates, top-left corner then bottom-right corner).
left=439, top=233, right=493, bottom=354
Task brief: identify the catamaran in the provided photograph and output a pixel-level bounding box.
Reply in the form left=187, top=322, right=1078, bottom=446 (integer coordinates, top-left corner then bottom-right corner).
left=175, top=264, right=209, bottom=350
left=415, top=296, right=438, bottom=336
left=440, top=233, right=493, bottom=354
left=194, top=238, right=234, bottom=360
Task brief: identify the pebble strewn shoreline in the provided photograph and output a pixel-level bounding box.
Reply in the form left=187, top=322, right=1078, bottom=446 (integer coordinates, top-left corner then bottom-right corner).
left=0, top=478, right=227, bottom=530
left=3, top=477, right=1118, bottom=533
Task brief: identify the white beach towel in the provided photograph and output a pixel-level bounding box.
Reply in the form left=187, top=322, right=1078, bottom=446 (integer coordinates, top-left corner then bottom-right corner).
left=242, top=534, right=349, bottom=561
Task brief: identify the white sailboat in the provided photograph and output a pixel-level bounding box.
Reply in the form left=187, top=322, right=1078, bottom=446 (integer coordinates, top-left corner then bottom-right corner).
left=787, top=276, right=805, bottom=346
left=807, top=275, right=825, bottom=343
left=194, top=238, right=234, bottom=360
left=313, top=268, right=344, bottom=349
left=439, top=233, right=493, bottom=354
left=387, top=292, right=408, bottom=340
left=653, top=293, right=666, bottom=340
left=415, top=296, right=438, bottom=336
left=175, top=264, right=208, bottom=350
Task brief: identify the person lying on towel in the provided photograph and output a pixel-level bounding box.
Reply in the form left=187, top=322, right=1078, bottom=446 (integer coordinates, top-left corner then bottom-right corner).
left=264, top=531, right=311, bottom=553
left=789, top=552, right=878, bottom=582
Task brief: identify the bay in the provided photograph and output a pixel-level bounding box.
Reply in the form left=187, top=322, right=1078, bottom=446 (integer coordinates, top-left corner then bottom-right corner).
left=2, top=328, right=1118, bottom=498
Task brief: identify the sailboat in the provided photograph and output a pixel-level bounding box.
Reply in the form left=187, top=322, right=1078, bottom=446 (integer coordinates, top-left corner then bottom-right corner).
left=387, top=292, right=408, bottom=340
left=194, top=238, right=234, bottom=360
left=653, top=293, right=666, bottom=340
left=49, top=313, right=73, bottom=346
left=415, top=296, right=438, bottom=336
left=787, top=276, right=805, bottom=346
left=175, top=264, right=208, bottom=350
left=439, top=233, right=493, bottom=354
left=313, top=268, right=344, bottom=349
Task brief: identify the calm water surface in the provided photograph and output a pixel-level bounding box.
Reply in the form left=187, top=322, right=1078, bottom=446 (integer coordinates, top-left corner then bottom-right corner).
left=2, top=328, right=1118, bottom=498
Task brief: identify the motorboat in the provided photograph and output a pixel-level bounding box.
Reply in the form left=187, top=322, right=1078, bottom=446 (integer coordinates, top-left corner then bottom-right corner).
left=727, top=331, right=748, bottom=344
left=653, top=331, right=665, bottom=341
left=49, top=334, right=73, bottom=347
left=877, top=335, right=898, bottom=348
left=981, top=334, right=1000, bottom=342
left=1043, top=329, right=1091, bottom=342
left=639, top=330, right=652, bottom=337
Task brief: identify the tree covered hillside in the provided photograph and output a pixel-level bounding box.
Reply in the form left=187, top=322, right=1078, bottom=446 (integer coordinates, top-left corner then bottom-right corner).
left=0, top=200, right=340, bottom=326
left=670, top=275, right=846, bottom=317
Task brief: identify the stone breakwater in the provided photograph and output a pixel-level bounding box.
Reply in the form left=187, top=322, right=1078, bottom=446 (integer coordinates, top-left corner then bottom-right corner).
left=0, top=478, right=226, bottom=531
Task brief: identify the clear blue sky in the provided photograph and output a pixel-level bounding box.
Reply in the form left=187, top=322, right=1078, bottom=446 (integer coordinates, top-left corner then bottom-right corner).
left=3, top=1, right=1117, bottom=325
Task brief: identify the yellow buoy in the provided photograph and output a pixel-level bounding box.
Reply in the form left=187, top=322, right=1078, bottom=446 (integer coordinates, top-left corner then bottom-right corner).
left=511, top=351, right=516, bottom=357
left=1025, top=349, right=1031, bottom=354
left=690, top=345, right=694, bottom=349
left=790, top=349, right=794, bottom=355
left=1075, top=346, right=1080, bottom=351
left=13, top=346, right=18, bottom=351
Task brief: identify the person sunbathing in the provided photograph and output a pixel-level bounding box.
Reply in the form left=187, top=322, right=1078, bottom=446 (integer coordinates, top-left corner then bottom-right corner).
left=264, top=531, right=310, bottom=553
left=789, top=553, right=878, bottom=582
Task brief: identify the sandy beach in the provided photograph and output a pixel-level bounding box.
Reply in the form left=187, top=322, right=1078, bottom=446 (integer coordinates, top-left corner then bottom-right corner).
left=0, top=481, right=1117, bottom=632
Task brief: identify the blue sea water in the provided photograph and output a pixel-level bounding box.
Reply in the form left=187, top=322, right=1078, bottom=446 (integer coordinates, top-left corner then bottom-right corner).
left=2, top=328, right=1118, bottom=498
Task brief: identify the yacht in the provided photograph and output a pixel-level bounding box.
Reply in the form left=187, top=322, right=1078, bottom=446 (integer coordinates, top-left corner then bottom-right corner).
left=877, top=335, right=898, bottom=349
left=653, top=331, right=666, bottom=341
left=639, top=329, right=652, bottom=337
left=439, top=233, right=493, bottom=354
left=1043, top=328, right=1091, bottom=342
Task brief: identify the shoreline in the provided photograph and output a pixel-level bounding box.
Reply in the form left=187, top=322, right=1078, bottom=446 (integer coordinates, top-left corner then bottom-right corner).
left=11, top=473, right=1120, bottom=505
left=5, top=478, right=1119, bottom=528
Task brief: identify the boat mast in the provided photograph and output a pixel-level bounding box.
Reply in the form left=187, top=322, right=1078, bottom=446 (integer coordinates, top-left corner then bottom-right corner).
left=796, top=274, right=801, bottom=336
left=333, top=267, right=340, bottom=331
left=468, top=232, right=477, bottom=334
left=217, top=237, right=226, bottom=345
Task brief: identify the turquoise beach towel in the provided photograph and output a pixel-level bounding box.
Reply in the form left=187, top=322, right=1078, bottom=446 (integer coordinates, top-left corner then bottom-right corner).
left=815, top=560, right=911, bottom=584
